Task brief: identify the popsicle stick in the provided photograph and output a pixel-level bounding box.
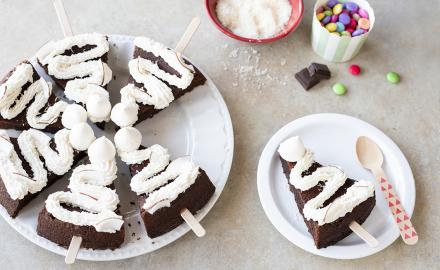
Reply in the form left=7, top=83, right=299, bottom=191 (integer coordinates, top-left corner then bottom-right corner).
left=349, top=221, right=379, bottom=248
left=53, top=0, right=73, bottom=37
left=65, top=236, right=82, bottom=264
left=54, top=0, right=82, bottom=263
left=180, top=208, right=206, bottom=237
left=174, top=17, right=200, bottom=54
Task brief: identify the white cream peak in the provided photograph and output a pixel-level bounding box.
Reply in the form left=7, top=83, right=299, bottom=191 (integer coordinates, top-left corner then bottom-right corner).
left=88, top=136, right=116, bottom=164
left=110, top=102, right=138, bottom=127
left=69, top=123, right=95, bottom=151
left=61, top=104, right=87, bottom=129
left=278, top=136, right=306, bottom=162
left=114, top=127, right=142, bottom=153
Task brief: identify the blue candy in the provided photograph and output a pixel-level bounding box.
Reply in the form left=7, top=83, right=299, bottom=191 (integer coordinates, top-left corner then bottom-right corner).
left=339, top=13, right=350, bottom=25
left=322, top=15, right=331, bottom=24
left=326, top=0, right=338, bottom=8
left=336, top=22, right=345, bottom=32
left=345, top=2, right=359, bottom=12
left=352, top=29, right=365, bottom=36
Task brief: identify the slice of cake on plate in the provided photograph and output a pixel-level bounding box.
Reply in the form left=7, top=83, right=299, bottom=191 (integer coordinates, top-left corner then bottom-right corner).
left=37, top=137, right=124, bottom=250
left=36, top=33, right=113, bottom=127
left=115, top=127, right=215, bottom=238
left=0, top=104, right=94, bottom=218
left=278, top=136, right=376, bottom=248
left=0, top=61, right=67, bottom=133
left=110, top=37, right=206, bottom=128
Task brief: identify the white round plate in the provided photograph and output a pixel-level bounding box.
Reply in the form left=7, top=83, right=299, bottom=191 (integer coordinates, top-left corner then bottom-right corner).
left=0, top=35, right=234, bottom=261
left=257, top=113, right=415, bottom=259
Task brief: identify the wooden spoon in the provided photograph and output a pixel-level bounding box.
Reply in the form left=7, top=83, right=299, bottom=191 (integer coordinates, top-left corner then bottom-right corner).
left=356, top=136, right=418, bottom=245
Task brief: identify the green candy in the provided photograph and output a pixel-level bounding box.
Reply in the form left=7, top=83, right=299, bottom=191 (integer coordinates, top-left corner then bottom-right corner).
left=324, top=10, right=333, bottom=16
left=332, top=83, right=347, bottom=95
left=387, top=71, right=400, bottom=84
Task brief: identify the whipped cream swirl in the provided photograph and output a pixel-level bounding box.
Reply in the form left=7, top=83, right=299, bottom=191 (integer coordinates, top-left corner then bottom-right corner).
left=45, top=137, right=123, bottom=233
left=116, top=127, right=200, bottom=214
left=0, top=62, right=67, bottom=129
left=278, top=136, right=375, bottom=225
left=0, top=128, right=74, bottom=200
left=111, top=37, right=196, bottom=127
left=36, top=33, right=112, bottom=123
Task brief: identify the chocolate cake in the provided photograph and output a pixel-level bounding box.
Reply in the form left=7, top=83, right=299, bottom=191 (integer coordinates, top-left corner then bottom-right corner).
left=278, top=136, right=375, bottom=248
left=114, top=126, right=215, bottom=238
left=0, top=61, right=65, bottom=133
left=37, top=195, right=124, bottom=250
left=37, top=137, right=125, bottom=250
left=129, top=46, right=206, bottom=124
left=0, top=138, right=85, bottom=218
left=130, top=158, right=215, bottom=238
left=111, top=37, right=206, bottom=128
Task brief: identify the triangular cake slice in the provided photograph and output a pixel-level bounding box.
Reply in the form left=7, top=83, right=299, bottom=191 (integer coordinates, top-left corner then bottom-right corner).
left=0, top=61, right=67, bottom=133
left=0, top=104, right=94, bottom=218
left=36, top=33, right=113, bottom=128
left=37, top=137, right=124, bottom=250
left=278, top=137, right=376, bottom=248
left=110, top=37, right=206, bottom=127
left=115, top=127, right=215, bottom=238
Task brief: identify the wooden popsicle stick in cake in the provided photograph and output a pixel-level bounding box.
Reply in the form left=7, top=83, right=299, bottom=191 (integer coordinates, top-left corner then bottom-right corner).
left=36, top=0, right=113, bottom=129
left=0, top=60, right=68, bottom=133
left=278, top=136, right=377, bottom=248
left=110, top=18, right=206, bottom=128
left=0, top=104, right=91, bottom=218
left=114, top=127, right=215, bottom=238
left=356, top=136, right=418, bottom=245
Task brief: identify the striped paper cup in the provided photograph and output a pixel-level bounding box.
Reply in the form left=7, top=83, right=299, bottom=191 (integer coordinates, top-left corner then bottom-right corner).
left=311, top=0, right=375, bottom=62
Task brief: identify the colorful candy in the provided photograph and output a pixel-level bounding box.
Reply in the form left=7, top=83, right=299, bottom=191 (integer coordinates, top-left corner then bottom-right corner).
left=326, top=22, right=337, bottom=32
left=339, top=13, right=350, bottom=25
left=386, top=72, right=400, bottom=84
left=358, top=18, right=370, bottom=30
left=352, top=29, right=365, bottom=37
left=349, top=64, right=361, bottom=75
left=317, top=1, right=370, bottom=37
left=336, top=22, right=345, bottom=32
left=332, top=83, right=347, bottom=95
left=359, top=8, right=369, bottom=18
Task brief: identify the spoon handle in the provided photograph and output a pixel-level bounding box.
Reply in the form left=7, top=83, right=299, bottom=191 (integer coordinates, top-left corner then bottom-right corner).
left=374, top=168, right=418, bottom=245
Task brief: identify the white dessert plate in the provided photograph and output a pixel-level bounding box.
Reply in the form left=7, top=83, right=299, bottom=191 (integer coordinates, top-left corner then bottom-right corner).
left=257, top=113, right=415, bottom=259
left=0, top=35, right=234, bottom=261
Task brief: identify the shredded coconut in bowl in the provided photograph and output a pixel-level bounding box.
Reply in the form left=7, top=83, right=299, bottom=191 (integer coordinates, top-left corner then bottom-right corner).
left=216, top=0, right=292, bottom=39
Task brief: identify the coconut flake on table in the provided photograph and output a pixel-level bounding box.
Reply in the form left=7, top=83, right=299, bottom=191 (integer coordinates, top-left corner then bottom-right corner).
left=216, top=0, right=292, bottom=39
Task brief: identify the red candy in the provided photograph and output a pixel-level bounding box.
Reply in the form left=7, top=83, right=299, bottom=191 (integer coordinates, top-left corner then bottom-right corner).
left=349, top=64, right=361, bottom=75
left=347, top=28, right=354, bottom=33
left=349, top=18, right=357, bottom=29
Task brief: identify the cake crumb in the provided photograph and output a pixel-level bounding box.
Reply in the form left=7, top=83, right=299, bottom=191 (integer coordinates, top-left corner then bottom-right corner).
left=280, top=59, right=287, bottom=66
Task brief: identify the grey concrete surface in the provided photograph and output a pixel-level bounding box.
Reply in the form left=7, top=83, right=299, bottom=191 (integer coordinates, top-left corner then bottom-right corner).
left=0, top=0, right=438, bottom=269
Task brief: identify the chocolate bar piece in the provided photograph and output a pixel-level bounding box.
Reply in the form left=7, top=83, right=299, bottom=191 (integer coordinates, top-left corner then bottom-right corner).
left=295, top=68, right=320, bottom=90
left=308, top=63, right=331, bottom=80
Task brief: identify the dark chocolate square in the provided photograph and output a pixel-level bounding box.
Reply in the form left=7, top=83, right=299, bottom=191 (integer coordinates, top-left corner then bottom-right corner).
left=308, top=63, right=331, bottom=80
left=295, top=68, right=320, bottom=90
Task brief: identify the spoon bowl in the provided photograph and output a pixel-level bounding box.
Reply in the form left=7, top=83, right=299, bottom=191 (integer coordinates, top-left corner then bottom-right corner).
left=356, top=136, right=384, bottom=171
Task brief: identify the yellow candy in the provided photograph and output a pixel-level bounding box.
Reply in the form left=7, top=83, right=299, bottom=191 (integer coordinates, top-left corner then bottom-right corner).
left=358, top=18, right=370, bottom=30
left=317, top=12, right=325, bottom=21
left=333, top=3, right=343, bottom=15
left=325, top=22, right=337, bottom=32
